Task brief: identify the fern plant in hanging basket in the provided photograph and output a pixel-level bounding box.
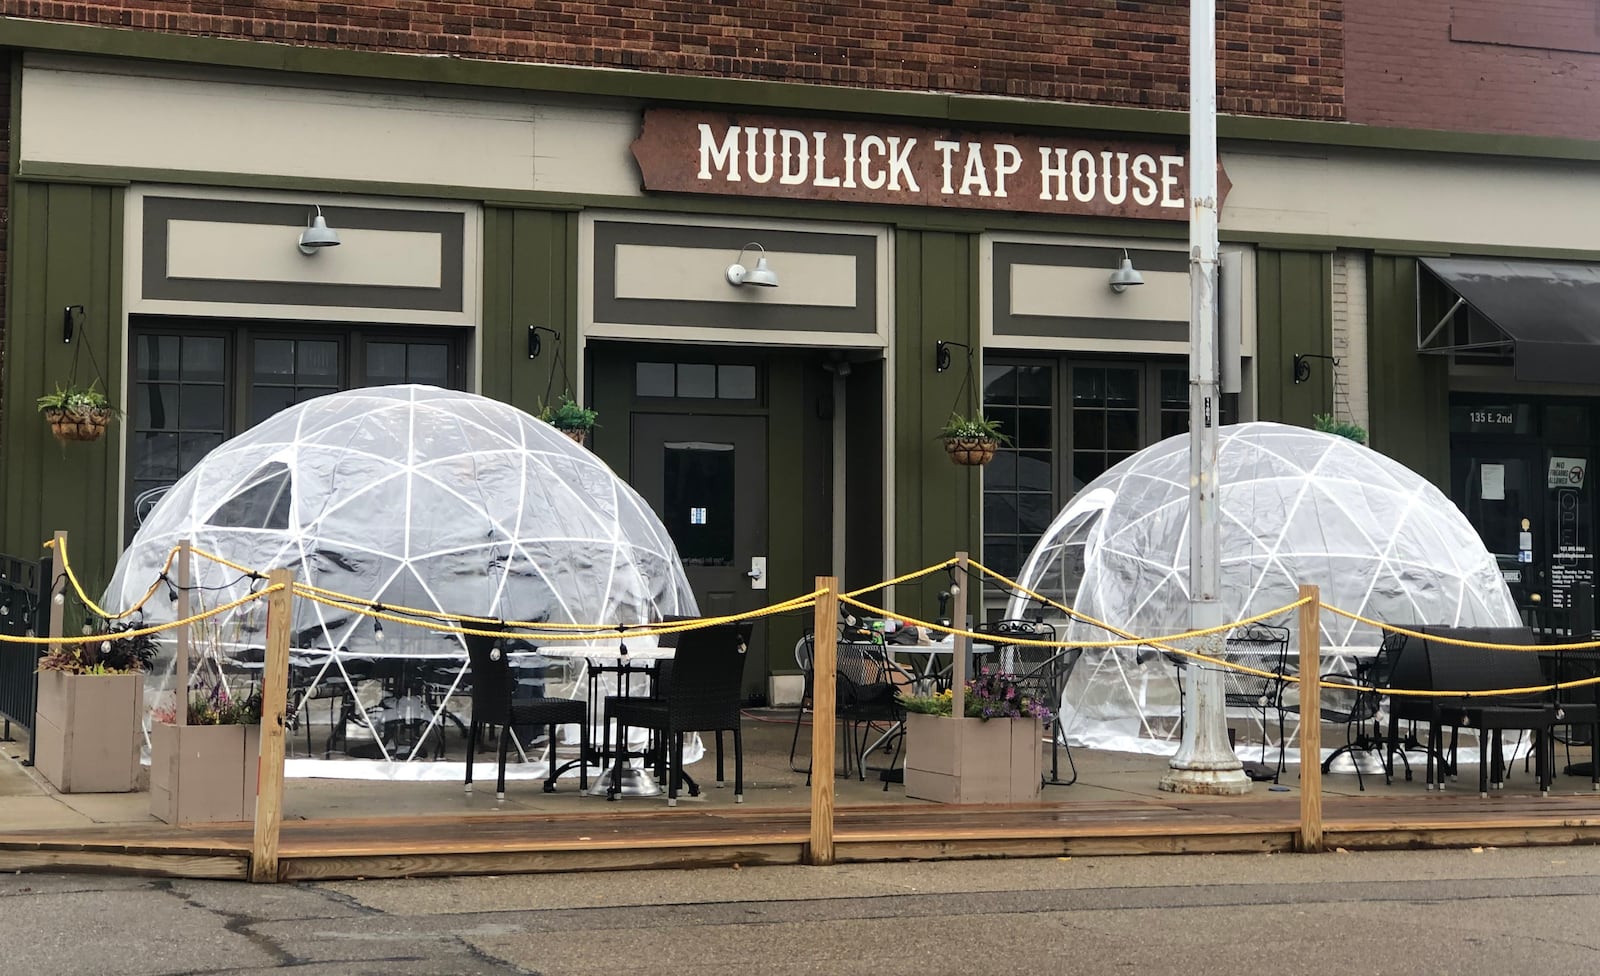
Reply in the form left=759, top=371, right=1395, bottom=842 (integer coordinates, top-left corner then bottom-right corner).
left=37, top=383, right=119, bottom=443
left=537, top=392, right=599, bottom=445
left=938, top=413, right=1010, bottom=467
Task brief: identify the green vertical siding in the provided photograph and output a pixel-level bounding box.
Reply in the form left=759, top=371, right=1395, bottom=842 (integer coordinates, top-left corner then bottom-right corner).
left=479, top=207, right=578, bottom=419
left=1255, top=248, right=1333, bottom=427
left=893, top=228, right=980, bottom=623
left=1367, top=254, right=1449, bottom=488
left=1, top=181, right=123, bottom=585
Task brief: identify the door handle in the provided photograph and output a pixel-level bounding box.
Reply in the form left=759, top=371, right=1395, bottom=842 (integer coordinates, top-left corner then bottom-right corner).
left=747, top=556, right=767, bottom=590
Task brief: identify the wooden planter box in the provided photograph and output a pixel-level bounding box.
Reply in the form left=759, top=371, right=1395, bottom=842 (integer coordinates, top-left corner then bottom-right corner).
left=904, top=713, right=1043, bottom=804
left=33, top=670, right=143, bottom=793
left=149, top=722, right=262, bottom=824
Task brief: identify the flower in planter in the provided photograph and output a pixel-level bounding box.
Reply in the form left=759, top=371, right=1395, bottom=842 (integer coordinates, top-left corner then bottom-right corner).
left=37, top=620, right=157, bottom=675
left=897, top=669, right=1052, bottom=724
left=152, top=680, right=263, bottom=726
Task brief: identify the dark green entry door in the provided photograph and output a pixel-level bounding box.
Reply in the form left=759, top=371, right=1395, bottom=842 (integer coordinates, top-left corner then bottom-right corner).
left=1451, top=398, right=1597, bottom=633
left=632, top=413, right=767, bottom=697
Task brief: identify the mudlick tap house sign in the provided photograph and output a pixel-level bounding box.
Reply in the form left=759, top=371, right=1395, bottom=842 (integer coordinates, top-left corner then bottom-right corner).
left=632, top=108, right=1220, bottom=220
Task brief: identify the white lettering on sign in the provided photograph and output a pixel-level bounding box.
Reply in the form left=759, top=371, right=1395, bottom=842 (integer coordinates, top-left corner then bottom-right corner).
left=691, top=122, right=1184, bottom=211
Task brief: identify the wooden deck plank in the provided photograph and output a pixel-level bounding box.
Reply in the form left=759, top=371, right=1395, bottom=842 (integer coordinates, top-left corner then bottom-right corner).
left=4, top=790, right=1600, bottom=883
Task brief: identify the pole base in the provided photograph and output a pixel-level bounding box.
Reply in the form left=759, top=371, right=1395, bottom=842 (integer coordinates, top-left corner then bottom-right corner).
left=1159, top=763, right=1252, bottom=795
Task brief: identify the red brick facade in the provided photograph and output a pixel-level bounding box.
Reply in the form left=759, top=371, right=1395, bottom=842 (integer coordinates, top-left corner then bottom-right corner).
left=1346, top=0, right=1600, bottom=140
left=0, top=1, right=1345, bottom=120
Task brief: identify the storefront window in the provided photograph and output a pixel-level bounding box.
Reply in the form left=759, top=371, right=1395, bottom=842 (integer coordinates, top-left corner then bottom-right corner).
left=982, top=357, right=1187, bottom=579
left=127, top=319, right=464, bottom=539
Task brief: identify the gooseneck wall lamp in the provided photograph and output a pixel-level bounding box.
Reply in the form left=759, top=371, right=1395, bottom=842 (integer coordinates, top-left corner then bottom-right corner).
left=1108, top=249, right=1144, bottom=293
left=726, top=242, right=779, bottom=287
left=297, top=205, right=342, bottom=255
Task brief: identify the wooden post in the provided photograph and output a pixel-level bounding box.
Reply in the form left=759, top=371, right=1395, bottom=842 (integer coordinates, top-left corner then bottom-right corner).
left=807, top=577, right=838, bottom=867
left=250, top=569, right=293, bottom=883
left=950, top=552, right=970, bottom=721
left=175, top=541, right=191, bottom=727
left=1297, top=584, right=1323, bottom=853
left=47, top=531, right=65, bottom=658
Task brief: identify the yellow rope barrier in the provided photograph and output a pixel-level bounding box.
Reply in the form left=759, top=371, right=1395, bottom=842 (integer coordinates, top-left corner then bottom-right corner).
left=49, top=536, right=182, bottom=622
left=1322, top=603, right=1600, bottom=653
left=841, top=558, right=958, bottom=598
left=0, top=585, right=280, bottom=646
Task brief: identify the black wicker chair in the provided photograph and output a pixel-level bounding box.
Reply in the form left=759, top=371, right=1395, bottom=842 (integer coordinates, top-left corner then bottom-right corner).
left=463, top=632, right=588, bottom=799
left=604, top=622, right=752, bottom=806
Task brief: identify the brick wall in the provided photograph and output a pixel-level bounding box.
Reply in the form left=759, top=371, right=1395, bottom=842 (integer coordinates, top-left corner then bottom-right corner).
left=1346, top=0, right=1600, bottom=139
left=0, top=1, right=1343, bottom=120
left=1330, top=250, right=1367, bottom=433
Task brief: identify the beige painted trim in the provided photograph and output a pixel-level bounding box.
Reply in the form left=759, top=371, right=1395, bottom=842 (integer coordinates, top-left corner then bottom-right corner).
left=613, top=244, right=857, bottom=307
left=980, top=233, right=1188, bottom=355
left=124, top=185, right=481, bottom=326
left=21, top=55, right=640, bottom=197
left=579, top=210, right=891, bottom=351
left=1009, top=263, right=1189, bottom=320
left=168, top=220, right=444, bottom=289
left=1220, top=146, right=1600, bottom=254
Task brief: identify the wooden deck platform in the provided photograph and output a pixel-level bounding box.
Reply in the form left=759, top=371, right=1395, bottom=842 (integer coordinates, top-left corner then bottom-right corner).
left=5, top=791, right=1600, bottom=882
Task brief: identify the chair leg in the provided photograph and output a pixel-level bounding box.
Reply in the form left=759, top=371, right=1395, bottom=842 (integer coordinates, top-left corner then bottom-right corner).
left=715, top=730, right=726, bottom=788
left=543, top=723, right=560, bottom=793
left=668, top=733, right=684, bottom=807
left=788, top=699, right=811, bottom=773
left=733, top=725, right=744, bottom=802
left=1478, top=734, right=1490, bottom=797
left=464, top=719, right=478, bottom=793
left=496, top=724, right=511, bottom=800
left=578, top=719, right=590, bottom=792
left=607, top=717, right=622, bottom=801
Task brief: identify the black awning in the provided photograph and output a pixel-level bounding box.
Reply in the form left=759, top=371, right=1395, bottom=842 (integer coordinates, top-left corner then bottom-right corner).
left=1419, top=257, right=1600, bottom=385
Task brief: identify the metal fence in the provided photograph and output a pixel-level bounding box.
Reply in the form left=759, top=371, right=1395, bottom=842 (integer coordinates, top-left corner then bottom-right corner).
left=0, top=553, right=44, bottom=750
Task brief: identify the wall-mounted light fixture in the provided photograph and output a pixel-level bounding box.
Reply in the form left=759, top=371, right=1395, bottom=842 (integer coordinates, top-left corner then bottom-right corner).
left=934, top=339, right=971, bottom=373
left=726, top=242, right=779, bottom=287
left=1292, top=352, right=1340, bottom=384
left=1108, top=249, right=1144, bottom=293
left=297, top=205, right=341, bottom=255
left=62, top=305, right=84, bottom=345
left=528, top=325, right=559, bottom=360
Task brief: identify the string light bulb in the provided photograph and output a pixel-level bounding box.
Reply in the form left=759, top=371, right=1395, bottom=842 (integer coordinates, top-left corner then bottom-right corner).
left=53, top=592, right=64, bottom=606
left=373, top=618, right=385, bottom=642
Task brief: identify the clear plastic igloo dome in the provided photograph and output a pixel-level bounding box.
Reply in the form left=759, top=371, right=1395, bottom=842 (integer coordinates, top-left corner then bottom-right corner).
left=105, top=384, right=695, bottom=777
left=1006, top=421, right=1519, bottom=755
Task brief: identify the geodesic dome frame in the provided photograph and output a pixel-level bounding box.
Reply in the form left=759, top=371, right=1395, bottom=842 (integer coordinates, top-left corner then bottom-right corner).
left=1005, top=421, right=1520, bottom=756
left=104, top=384, right=696, bottom=778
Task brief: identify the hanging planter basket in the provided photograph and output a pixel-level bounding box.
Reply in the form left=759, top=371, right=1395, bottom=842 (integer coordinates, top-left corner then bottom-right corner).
left=943, top=436, right=997, bottom=467
left=43, top=407, right=114, bottom=444
left=557, top=426, right=590, bottom=445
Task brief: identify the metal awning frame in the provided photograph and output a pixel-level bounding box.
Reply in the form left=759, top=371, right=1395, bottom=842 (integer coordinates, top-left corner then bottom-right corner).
left=1415, top=267, right=1513, bottom=357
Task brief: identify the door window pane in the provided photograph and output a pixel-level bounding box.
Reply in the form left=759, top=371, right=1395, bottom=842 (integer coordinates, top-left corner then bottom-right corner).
left=663, top=442, right=735, bottom=567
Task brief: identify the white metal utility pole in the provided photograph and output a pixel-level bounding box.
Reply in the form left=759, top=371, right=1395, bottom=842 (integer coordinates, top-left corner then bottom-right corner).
left=1159, top=0, right=1250, bottom=795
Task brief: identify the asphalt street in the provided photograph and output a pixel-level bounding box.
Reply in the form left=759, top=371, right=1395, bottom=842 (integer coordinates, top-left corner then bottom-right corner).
left=5, top=846, right=1600, bottom=975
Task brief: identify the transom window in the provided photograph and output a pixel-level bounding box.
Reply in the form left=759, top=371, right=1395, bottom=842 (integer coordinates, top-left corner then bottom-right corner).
left=635, top=362, right=758, bottom=400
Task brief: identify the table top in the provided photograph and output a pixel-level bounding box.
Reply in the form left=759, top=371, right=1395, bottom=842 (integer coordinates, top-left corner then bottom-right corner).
left=533, top=633, right=671, bottom=661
